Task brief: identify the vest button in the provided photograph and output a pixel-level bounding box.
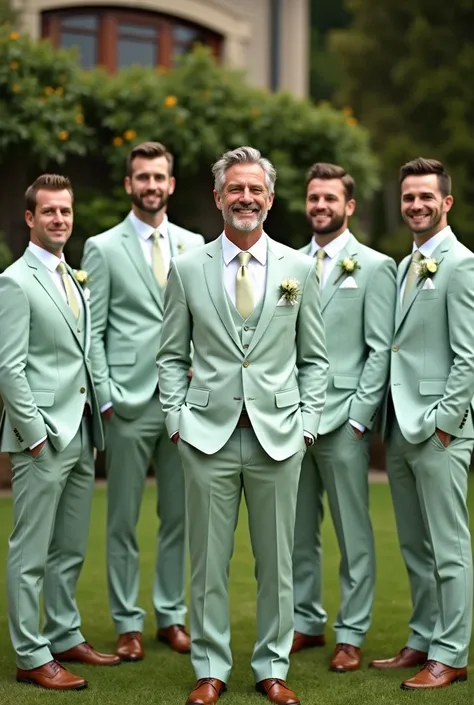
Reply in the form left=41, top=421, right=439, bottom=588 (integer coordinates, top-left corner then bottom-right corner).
left=392, top=345, right=399, bottom=352
left=243, top=361, right=249, bottom=368
left=244, top=326, right=249, bottom=331
left=243, top=343, right=249, bottom=349
left=80, top=386, right=86, bottom=393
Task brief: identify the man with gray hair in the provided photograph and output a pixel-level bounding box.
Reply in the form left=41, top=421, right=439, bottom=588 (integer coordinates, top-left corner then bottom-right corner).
left=158, top=146, right=329, bottom=705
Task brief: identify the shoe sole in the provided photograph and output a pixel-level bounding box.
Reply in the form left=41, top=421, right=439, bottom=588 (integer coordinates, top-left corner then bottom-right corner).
left=187, top=685, right=227, bottom=704
left=157, top=635, right=191, bottom=654
left=330, top=666, right=360, bottom=673
left=255, top=686, right=299, bottom=704
left=118, top=655, right=144, bottom=662
left=55, top=659, right=121, bottom=667
left=17, top=677, right=88, bottom=690
left=400, top=676, right=468, bottom=691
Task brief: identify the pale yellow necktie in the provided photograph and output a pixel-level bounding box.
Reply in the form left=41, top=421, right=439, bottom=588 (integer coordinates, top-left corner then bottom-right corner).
left=236, top=251, right=254, bottom=319
left=316, top=248, right=327, bottom=288
left=402, top=249, right=423, bottom=305
left=57, top=262, right=79, bottom=319
left=151, top=231, right=167, bottom=288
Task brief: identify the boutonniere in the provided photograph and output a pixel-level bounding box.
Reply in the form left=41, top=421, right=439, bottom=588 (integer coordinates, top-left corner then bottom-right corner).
left=417, top=257, right=439, bottom=280
left=177, top=243, right=185, bottom=254
left=279, top=277, right=300, bottom=305
left=74, top=270, right=91, bottom=301
left=334, top=257, right=360, bottom=284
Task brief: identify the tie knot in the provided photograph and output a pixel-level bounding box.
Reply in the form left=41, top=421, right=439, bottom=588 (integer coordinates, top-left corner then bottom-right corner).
left=152, top=230, right=161, bottom=243
left=412, top=250, right=423, bottom=263
left=57, top=261, right=67, bottom=274
left=316, top=248, right=327, bottom=261
left=238, top=251, right=251, bottom=267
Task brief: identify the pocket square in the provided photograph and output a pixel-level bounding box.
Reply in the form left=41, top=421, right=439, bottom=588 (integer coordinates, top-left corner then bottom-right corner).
left=276, top=296, right=295, bottom=307
left=422, top=278, right=435, bottom=290
left=339, top=276, right=358, bottom=289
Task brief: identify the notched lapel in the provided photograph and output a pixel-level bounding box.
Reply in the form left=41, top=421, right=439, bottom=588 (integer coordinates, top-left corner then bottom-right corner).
left=321, top=245, right=358, bottom=311
left=203, top=239, right=243, bottom=353
left=121, top=219, right=164, bottom=312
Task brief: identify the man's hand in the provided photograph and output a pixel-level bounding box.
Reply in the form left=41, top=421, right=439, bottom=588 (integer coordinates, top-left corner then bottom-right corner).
left=171, top=432, right=180, bottom=445
left=102, top=407, right=113, bottom=421
left=436, top=428, right=452, bottom=447
left=187, top=367, right=194, bottom=382
left=352, top=426, right=364, bottom=440
left=304, top=435, right=314, bottom=447
left=30, top=439, right=47, bottom=458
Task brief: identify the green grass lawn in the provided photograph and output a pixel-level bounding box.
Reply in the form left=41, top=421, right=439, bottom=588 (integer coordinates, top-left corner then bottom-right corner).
left=0, top=479, right=472, bottom=705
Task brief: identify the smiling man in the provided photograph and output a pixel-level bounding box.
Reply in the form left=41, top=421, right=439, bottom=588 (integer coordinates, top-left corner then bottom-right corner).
left=371, top=158, right=474, bottom=691
left=158, top=146, right=329, bottom=705
left=82, top=142, right=204, bottom=661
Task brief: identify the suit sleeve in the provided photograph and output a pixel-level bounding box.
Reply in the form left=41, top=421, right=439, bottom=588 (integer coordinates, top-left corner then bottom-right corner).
left=81, top=238, right=112, bottom=408
left=0, top=276, right=47, bottom=448
left=157, top=260, right=192, bottom=436
left=436, top=257, right=474, bottom=436
left=350, top=258, right=397, bottom=429
left=296, top=264, right=329, bottom=437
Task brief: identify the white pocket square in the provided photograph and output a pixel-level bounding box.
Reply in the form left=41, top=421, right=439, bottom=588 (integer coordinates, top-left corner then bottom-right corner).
left=339, top=276, right=358, bottom=289
left=422, top=278, right=435, bottom=290
left=276, top=296, right=295, bottom=307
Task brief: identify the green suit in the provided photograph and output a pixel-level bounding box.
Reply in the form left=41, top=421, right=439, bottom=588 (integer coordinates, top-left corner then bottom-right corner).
left=292, top=234, right=396, bottom=645
left=0, top=248, right=104, bottom=669
left=157, top=235, right=329, bottom=682
left=82, top=215, right=204, bottom=634
left=383, top=229, right=474, bottom=667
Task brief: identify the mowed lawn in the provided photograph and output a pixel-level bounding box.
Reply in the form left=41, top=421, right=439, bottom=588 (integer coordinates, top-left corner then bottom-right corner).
left=0, top=478, right=473, bottom=705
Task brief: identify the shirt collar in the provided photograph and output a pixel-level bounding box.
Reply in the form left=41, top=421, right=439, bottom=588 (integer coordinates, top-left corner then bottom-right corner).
left=413, top=226, right=452, bottom=258
left=28, top=241, right=65, bottom=272
left=129, top=210, right=169, bottom=241
left=221, top=232, right=267, bottom=266
left=309, top=229, right=351, bottom=259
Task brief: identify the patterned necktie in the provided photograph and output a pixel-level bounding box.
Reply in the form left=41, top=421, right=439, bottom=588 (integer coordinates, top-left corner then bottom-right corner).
left=57, top=262, right=79, bottom=319
left=402, top=249, right=423, bottom=305
left=236, top=251, right=254, bottom=319
left=316, top=248, right=327, bottom=288
left=151, top=231, right=167, bottom=288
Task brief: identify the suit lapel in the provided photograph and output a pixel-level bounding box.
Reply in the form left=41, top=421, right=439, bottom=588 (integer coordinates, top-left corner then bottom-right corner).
left=121, top=216, right=164, bottom=312
left=247, top=239, right=286, bottom=355
left=203, top=237, right=244, bottom=353
left=321, top=238, right=359, bottom=312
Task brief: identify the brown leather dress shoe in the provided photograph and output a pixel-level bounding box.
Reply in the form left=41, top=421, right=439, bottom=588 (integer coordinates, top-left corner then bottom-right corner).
left=158, top=625, right=191, bottom=654
left=53, top=641, right=121, bottom=666
left=330, top=644, right=361, bottom=672
left=369, top=646, right=427, bottom=669
left=401, top=661, right=468, bottom=690
left=16, top=660, right=87, bottom=690
left=186, top=678, right=226, bottom=705
left=256, top=679, right=300, bottom=705
left=291, top=631, right=326, bottom=654
left=116, top=632, right=144, bottom=662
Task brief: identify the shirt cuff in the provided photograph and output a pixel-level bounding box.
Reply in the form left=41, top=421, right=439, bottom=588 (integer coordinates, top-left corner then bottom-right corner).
left=30, top=435, right=47, bottom=450
left=100, top=401, right=113, bottom=413
left=304, top=431, right=315, bottom=441
left=169, top=430, right=179, bottom=439
left=349, top=419, right=365, bottom=433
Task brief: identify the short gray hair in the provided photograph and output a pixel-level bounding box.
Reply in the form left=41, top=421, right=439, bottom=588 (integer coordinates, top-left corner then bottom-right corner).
left=212, top=146, right=277, bottom=194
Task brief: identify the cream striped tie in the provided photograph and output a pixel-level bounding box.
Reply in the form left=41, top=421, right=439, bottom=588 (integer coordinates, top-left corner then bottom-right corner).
left=152, top=231, right=167, bottom=288
left=316, top=248, right=327, bottom=288
left=402, top=250, right=422, bottom=305
left=57, top=262, right=79, bottom=319
left=236, top=252, right=254, bottom=319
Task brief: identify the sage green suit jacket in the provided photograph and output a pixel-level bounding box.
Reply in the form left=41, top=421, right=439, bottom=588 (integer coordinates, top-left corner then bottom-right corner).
left=157, top=235, right=329, bottom=461
left=384, top=230, right=474, bottom=443
left=82, top=215, right=204, bottom=420
left=300, top=234, right=397, bottom=434
left=0, top=248, right=103, bottom=453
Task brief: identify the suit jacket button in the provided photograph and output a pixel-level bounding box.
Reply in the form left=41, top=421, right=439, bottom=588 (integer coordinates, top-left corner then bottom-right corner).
left=243, top=343, right=249, bottom=349
left=244, top=326, right=249, bottom=331
left=80, top=386, right=86, bottom=393
left=392, top=345, right=399, bottom=352
left=243, top=361, right=249, bottom=368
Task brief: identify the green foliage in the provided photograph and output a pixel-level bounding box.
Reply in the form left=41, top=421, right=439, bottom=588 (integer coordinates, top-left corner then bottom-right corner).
left=331, top=1, right=474, bottom=247
left=0, top=230, right=13, bottom=271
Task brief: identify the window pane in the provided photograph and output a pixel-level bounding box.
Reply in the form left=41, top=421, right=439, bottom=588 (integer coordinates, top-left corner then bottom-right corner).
left=118, top=23, right=157, bottom=39
left=61, top=32, right=97, bottom=68
left=61, top=15, right=98, bottom=30
left=173, top=25, right=199, bottom=44
left=117, top=38, right=157, bottom=68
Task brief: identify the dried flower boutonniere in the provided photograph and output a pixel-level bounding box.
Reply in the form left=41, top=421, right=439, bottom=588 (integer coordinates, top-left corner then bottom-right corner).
left=279, top=277, right=300, bottom=305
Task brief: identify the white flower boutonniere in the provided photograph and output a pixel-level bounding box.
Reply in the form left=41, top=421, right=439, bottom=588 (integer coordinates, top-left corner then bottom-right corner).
left=417, top=257, right=439, bottom=280
left=74, top=270, right=91, bottom=301
left=334, top=257, right=360, bottom=284
left=279, top=277, right=300, bottom=305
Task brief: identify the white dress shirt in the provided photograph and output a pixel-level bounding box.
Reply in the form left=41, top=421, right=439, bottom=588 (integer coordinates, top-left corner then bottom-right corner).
left=400, top=226, right=452, bottom=303
left=221, top=231, right=267, bottom=306
left=129, top=210, right=171, bottom=274
left=308, top=228, right=351, bottom=288
left=28, top=242, right=82, bottom=448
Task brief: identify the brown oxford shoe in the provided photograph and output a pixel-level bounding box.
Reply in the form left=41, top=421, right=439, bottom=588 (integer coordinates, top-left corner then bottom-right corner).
left=329, top=644, right=361, bottom=672
left=16, top=660, right=87, bottom=690
left=290, top=631, right=326, bottom=654
left=186, top=678, right=226, bottom=705
left=53, top=641, right=121, bottom=667
left=256, top=679, right=300, bottom=705
left=401, top=660, right=468, bottom=690
left=116, top=631, right=144, bottom=662
left=157, top=624, right=191, bottom=654
left=369, top=646, right=427, bottom=669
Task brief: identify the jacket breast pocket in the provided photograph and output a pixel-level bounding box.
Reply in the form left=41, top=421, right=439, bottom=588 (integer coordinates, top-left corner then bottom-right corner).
left=185, top=387, right=210, bottom=408
left=273, top=304, right=299, bottom=317
left=333, top=288, right=360, bottom=299
left=416, top=289, right=439, bottom=301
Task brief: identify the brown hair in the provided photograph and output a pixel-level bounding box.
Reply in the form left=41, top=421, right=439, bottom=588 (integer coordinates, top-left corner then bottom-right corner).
left=306, top=162, right=355, bottom=200
left=399, top=157, right=451, bottom=197
left=126, top=141, right=174, bottom=176
left=25, top=174, right=73, bottom=212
